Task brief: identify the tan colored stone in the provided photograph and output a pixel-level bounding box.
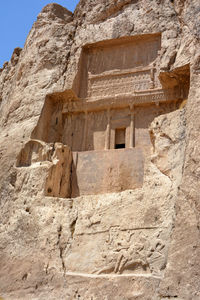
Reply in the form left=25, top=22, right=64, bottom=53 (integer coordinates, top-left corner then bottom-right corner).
left=0, top=1, right=199, bottom=299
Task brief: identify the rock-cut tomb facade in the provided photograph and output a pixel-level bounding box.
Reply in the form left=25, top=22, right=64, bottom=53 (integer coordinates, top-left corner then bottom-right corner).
left=17, top=33, right=189, bottom=198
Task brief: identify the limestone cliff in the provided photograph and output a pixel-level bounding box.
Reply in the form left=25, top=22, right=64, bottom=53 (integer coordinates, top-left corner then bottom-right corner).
left=0, top=1, right=199, bottom=299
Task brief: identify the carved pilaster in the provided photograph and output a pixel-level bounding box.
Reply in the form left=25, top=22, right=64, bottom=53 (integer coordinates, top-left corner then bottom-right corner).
left=82, top=111, right=88, bottom=151
left=129, top=105, right=135, bottom=148
left=105, top=109, right=111, bottom=150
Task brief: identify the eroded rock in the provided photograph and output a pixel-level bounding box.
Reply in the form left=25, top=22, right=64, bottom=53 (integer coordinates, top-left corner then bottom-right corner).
left=0, top=1, right=199, bottom=299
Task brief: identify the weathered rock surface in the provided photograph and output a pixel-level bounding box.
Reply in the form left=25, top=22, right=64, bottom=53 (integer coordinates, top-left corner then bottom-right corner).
left=0, top=1, right=199, bottom=299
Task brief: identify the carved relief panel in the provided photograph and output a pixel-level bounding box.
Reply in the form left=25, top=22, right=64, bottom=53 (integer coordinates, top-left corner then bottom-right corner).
left=78, top=34, right=161, bottom=99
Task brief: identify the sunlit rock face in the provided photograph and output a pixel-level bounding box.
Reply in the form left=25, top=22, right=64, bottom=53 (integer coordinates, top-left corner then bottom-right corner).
left=0, top=1, right=199, bottom=299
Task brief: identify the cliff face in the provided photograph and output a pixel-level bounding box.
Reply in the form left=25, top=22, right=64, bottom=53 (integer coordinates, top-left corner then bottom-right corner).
left=0, top=1, right=199, bottom=299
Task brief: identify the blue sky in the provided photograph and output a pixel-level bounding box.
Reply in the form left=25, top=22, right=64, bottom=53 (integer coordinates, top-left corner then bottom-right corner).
left=0, top=1, right=80, bottom=68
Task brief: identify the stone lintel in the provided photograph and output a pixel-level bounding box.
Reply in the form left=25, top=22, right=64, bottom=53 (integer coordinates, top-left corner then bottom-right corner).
left=62, top=89, right=181, bottom=114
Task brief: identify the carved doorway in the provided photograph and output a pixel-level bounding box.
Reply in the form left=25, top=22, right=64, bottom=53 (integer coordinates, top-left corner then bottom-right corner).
left=115, top=128, right=126, bottom=149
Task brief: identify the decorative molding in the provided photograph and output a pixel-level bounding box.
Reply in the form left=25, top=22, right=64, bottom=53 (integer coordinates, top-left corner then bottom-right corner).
left=63, top=88, right=181, bottom=114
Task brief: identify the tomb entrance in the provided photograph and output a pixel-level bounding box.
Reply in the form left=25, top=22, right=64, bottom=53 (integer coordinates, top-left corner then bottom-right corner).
left=115, top=128, right=126, bottom=149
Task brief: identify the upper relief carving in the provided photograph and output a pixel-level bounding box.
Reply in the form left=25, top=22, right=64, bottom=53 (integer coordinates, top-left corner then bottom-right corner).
left=88, top=67, right=156, bottom=98
left=78, top=34, right=166, bottom=101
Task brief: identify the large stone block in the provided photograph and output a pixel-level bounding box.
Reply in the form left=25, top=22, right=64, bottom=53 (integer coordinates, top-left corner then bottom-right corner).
left=72, top=148, right=144, bottom=196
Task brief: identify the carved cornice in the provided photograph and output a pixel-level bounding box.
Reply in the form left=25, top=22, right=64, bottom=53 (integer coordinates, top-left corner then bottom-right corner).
left=63, top=88, right=181, bottom=114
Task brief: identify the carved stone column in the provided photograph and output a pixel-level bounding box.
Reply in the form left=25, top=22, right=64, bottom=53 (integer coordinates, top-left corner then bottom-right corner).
left=82, top=111, right=88, bottom=151
left=105, top=109, right=111, bottom=150
left=129, top=105, right=135, bottom=148
left=150, top=67, right=155, bottom=89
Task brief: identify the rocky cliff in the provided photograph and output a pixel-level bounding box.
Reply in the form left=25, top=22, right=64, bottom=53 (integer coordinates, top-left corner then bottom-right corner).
left=0, top=1, right=199, bottom=299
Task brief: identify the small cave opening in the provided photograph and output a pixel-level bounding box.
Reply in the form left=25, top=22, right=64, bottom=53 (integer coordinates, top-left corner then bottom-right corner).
left=47, top=187, right=52, bottom=194
left=115, top=143, right=126, bottom=149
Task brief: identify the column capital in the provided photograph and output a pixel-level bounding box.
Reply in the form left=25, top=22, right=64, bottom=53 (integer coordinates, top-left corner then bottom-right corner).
left=107, top=108, right=111, bottom=117
left=129, top=103, right=135, bottom=112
